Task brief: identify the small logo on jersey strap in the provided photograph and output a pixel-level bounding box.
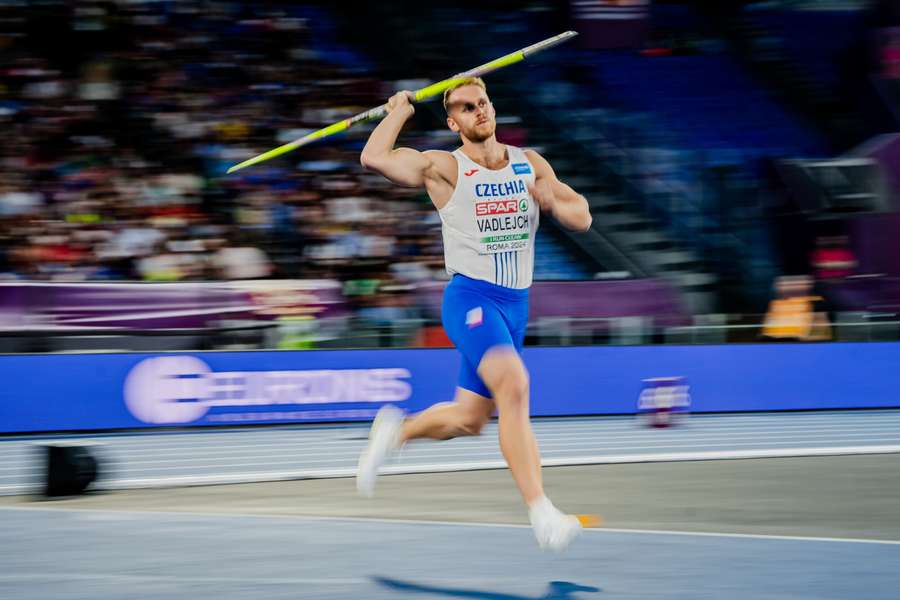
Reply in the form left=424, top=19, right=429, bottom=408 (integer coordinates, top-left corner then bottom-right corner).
left=466, top=306, right=484, bottom=328
left=464, top=168, right=480, bottom=177
left=511, top=162, right=531, bottom=175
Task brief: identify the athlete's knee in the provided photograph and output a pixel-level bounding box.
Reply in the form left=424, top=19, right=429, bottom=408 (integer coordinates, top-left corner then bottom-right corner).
left=479, top=349, right=529, bottom=407
left=497, top=367, right=529, bottom=409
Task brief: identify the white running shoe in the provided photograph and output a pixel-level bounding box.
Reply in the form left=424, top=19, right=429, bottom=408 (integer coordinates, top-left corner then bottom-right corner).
left=356, top=404, right=405, bottom=498
left=528, top=497, right=582, bottom=552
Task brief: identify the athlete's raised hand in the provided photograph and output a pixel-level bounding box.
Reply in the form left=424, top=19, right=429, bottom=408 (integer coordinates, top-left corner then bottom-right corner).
left=385, top=91, right=416, bottom=116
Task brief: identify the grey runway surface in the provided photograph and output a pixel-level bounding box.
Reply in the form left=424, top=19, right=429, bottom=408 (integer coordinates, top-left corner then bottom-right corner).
left=6, top=454, right=899, bottom=540
left=3, top=410, right=900, bottom=494
left=3, top=411, right=900, bottom=599
left=2, top=504, right=899, bottom=600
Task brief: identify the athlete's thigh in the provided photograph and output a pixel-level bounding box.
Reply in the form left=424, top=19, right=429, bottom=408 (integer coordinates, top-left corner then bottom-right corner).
left=442, top=288, right=516, bottom=372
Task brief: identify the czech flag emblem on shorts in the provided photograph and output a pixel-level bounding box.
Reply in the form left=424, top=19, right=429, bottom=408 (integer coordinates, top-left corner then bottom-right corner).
left=466, top=306, right=484, bottom=328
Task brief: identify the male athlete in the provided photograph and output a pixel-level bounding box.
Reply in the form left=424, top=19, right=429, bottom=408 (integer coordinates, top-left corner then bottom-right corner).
left=356, top=77, right=592, bottom=552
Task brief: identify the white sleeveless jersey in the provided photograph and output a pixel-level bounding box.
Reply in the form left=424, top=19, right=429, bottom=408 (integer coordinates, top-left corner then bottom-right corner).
left=438, top=145, right=538, bottom=289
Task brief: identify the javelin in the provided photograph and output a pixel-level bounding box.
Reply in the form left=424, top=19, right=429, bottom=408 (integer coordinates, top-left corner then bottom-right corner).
left=225, top=31, right=578, bottom=174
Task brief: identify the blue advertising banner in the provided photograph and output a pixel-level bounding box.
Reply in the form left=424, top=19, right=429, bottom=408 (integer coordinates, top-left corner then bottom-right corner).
left=1, top=342, right=899, bottom=433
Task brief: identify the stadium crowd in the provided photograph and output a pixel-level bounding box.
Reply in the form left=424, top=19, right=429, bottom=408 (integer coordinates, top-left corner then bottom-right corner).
left=0, top=0, right=452, bottom=299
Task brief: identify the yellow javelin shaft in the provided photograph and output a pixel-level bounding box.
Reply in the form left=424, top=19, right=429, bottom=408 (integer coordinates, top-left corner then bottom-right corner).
left=226, top=30, right=578, bottom=174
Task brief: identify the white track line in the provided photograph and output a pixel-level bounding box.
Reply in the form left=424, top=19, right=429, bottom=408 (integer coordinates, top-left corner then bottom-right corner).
left=4, top=426, right=900, bottom=460
left=2, top=505, right=898, bottom=546
left=3, top=438, right=898, bottom=474
left=3, top=443, right=898, bottom=494
left=5, top=422, right=900, bottom=452
left=2, top=411, right=897, bottom=441
left=4, top=440, right=900, bottom=476
left=5, top=413, right=899, bottom=444
left=9, top=423, right=900, bottom=449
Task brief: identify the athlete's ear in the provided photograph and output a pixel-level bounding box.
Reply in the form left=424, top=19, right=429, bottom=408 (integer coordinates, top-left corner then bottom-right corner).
left=446, top=116, right=460, bottom=133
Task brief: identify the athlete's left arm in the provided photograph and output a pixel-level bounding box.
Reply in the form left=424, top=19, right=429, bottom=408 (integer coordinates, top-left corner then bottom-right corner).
left=525, top=150, right=592, bottom=232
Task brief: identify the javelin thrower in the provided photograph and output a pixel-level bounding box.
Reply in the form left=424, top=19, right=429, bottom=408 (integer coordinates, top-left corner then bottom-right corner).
left=227, top=31, right=595, bottom=552
left=355, top=73, right=593, bottom=551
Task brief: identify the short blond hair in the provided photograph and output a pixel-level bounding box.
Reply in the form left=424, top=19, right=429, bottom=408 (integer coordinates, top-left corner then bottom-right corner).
left=443, top=77, right=487, bottom=113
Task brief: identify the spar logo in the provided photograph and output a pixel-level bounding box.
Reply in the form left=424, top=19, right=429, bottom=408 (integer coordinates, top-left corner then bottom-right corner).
left=475, top=198, right=529, bottom=216
left=123, top=356, right=412, bottom=424
left=476, top=199, right=519, bottom=216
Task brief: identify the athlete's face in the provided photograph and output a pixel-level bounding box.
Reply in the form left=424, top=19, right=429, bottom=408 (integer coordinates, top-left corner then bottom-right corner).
left=446, top=85, right=496, bottom=143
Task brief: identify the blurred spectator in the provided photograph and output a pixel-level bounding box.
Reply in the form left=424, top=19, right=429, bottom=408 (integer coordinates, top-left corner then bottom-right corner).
left=811, top=235, right=857, bottom=280
left=358, top=282, right=421, bottom=327
left=0, top=0, right=448, bottom=304
left=881, top=28, right=900, bottom=79
left=213, top=241, right=273, bottom=280
left=761, top=275, right=832, bottom=341
left=137, top=240, right=185, bottom=282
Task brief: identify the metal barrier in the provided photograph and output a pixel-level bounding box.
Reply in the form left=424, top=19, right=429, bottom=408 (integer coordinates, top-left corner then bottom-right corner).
left=1, top=312, right=898, bottom=353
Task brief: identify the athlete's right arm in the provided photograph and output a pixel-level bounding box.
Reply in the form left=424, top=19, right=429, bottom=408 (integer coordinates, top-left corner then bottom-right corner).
left=360, top=91, right=432, bottom=188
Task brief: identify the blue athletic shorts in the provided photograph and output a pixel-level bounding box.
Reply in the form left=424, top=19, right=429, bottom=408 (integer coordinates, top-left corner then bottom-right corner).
left=441, top=274, right=530, bottom=398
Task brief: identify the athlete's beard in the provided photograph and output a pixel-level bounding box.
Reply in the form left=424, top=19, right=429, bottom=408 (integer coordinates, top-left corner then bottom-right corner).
left=461, top=121, right=495, bottom=143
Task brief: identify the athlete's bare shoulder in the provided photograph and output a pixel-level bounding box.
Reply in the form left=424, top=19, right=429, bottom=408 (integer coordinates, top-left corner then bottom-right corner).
left=420, top=150, right=457, bottom=210
left=523, top=148, right=554, bottom=178
left=523, top=148, right=545, bottom=164
left=422, top=149, right=457, bottom=186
